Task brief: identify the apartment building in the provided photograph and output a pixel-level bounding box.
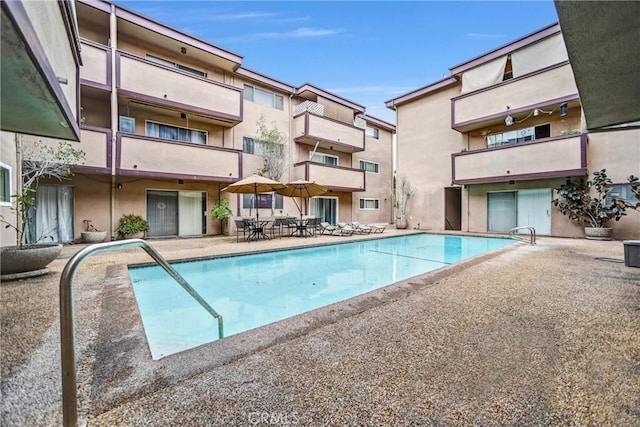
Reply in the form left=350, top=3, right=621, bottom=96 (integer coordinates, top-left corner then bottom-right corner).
left=14, top=0, right=394, bottom=243
left=386, top=23, right=640, bottom=240
left=0, top=0, right=81, bottom=246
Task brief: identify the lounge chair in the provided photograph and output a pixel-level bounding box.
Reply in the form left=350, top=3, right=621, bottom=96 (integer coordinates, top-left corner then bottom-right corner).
left=349, top=222, right=373, bottom=234
left=319, top=222, right=338, bottom=235
left=368, top=223, right=387, bottom=233
left=333, top=224, right=355, bottom=236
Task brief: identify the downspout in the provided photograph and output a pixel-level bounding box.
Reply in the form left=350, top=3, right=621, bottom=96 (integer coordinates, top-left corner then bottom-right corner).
left=109, top=4, right=118, bottom=240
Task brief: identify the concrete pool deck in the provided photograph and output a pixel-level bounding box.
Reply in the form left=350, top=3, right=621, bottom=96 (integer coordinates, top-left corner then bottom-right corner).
left=1, top=230, right=639, bottom=425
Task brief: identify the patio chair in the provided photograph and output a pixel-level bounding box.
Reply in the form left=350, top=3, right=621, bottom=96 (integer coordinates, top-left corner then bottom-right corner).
left=349, top=222, right=373, bottom=234
left=304, top=217, right=319, bottom=237
left=333, top=224, right=356, bottom=236
left=368, top=223, right=387, bottom=233
left=282, top=217, right=298, bottom=237
left=234, top=219, right=250, bottom=242
left=265, top=218, right=283, bottom=239
left=318, top=222, right=338, bottom=235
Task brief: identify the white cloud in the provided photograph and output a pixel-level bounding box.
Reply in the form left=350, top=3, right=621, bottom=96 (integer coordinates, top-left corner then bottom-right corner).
left=255, top=27, right=344, bottom=39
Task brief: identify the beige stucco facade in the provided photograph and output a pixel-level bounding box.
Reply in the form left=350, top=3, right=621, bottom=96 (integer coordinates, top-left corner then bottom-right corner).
left=388, top=23, right=640, bottom=240
left=10, top=0, right=394, bottom=243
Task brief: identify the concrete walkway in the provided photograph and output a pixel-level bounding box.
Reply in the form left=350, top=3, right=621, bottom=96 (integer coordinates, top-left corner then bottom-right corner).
left=1, top=231, right=639, bottom=426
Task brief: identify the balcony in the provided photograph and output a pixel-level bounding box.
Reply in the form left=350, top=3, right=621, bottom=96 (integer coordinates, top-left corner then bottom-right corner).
left=293, top=112, right=365, bottom=153
left=452, top=134, right=587, bottom=184
left=75, top=126, right=111, bottom=173
left=117, top=134, right=241, bottom=182
left=79, top=39, right=110, bottom=89
left=116, top=51, right=242, bottom=126
left=452, top=63, right=579, bottom=132
left=293, top=161, right=365, bottom=192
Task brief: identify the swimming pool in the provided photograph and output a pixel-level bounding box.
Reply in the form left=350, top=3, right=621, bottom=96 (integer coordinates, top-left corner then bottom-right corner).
left=129, top=233, right=513, bottom=359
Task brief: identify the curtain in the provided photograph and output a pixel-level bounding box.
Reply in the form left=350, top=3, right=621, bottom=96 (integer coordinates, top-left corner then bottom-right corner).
left=511, top=33, right=569, bottom=78
left=27, top=185, right=74, bottom=243
left=178, top=191, right=204, bottom=236
left=461, top=55, right=508, bottom=94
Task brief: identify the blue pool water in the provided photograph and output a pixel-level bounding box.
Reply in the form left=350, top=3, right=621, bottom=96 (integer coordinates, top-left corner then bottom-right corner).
left=129, top=234, right=513, bottom=359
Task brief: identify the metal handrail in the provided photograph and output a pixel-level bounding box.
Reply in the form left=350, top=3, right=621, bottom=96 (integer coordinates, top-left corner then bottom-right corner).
left=59, top=239, right=223, bottom=426
left=508, top=226, right=536, bottom=245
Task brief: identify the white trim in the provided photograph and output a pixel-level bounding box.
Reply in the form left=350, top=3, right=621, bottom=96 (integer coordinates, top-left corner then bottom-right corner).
left=310, top=152, right=339, bottom=166
left=144, top=119, right=208, bottom=144
left=0, top=161, right=12, bottom=206
left=359, top=198, right=380, bottom=210
left=358, top=159, right=380, bottom=174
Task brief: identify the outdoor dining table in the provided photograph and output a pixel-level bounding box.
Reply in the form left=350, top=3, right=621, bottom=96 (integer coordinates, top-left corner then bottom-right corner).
left=246, top=219, right=272, bottom=241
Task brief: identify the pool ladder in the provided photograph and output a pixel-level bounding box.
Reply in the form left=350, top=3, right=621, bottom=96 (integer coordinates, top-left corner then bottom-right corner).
left=59, top=239, right=223, bottom=427
left=508, top=226, right=536, bottom=245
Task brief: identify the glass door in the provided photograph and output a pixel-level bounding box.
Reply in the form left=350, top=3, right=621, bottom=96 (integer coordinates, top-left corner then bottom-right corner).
left=27, top=185, right=74, bottom=243
left=487, top=191, right=517, bottom=232
left=311, top=197, right=338, bottom=224
left=147, top=190, right=178, bottom=237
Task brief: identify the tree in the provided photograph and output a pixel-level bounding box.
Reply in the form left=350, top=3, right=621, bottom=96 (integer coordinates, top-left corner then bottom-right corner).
left=255, top=115, right=287, bottom=181
left=1, top=136, right=85, bottom=247
left=254, top=115, right=288, bottom=215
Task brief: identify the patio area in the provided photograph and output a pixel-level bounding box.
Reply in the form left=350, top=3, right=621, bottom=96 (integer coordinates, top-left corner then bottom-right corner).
left=1, top=230, right=639, bottom=425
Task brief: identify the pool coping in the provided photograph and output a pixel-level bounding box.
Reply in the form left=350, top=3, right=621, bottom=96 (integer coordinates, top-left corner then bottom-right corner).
left=90, top=234, right=522, bottom=416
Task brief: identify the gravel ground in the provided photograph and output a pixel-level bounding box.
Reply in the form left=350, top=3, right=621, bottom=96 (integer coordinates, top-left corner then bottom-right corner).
left=1, top=232, right=639, bottom=426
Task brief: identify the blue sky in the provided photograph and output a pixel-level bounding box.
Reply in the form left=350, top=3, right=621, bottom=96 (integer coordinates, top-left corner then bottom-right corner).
left=117, top=1, right=559, bottom=123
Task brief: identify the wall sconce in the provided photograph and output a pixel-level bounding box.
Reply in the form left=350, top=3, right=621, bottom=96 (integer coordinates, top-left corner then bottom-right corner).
left=180, top=47, right=187, bottom=55
left=116, top=183, right=123, bottom=190
left=560, top=102, right=568, bottom=117
left=180, top=113, right=187, bottom=119
left=505, top=115, right=514, bottom=126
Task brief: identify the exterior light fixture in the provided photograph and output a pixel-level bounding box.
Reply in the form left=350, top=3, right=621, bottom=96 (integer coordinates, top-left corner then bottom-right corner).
left=533, top=109, right=540, bottom=116
left=505, top=115, right=514, bottom=126
left=560, top=102, right=568, bottom=117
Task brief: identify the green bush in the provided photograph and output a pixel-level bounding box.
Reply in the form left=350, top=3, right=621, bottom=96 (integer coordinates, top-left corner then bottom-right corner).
left=116, top=214, right=150, bottom=236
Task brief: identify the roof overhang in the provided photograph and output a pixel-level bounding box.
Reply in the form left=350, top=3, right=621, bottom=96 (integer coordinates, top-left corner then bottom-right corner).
left=1, top=1, right=80, bottom=140
left=554, top=1, right=640, bottom=130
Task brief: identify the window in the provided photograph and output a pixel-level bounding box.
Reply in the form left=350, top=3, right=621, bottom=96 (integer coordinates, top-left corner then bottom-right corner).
left=146, top=54, right=207, bottom=78
left=503, top=56, right=513, bottom=81
left=609, top=184, right=639, bottom=206
left=119, top=116, right=135, bottom=133
left=310, top=153, right=338, bottom=166
left=243, top=137, right=284, bottom=156
left=243, top=84, right=284, bottom=110
left=242, top=193, right=283, bottom=209
left=359, top=198, right=379, bottom=210
left=359, top=160, right=379, bottom=174
left=145, top=121, right=207, bottom=144
left=487, top=124, right=550, bottom=148
left=365, top=126, right=379, bottom=139
left=0, top=163, right=11, bottom=205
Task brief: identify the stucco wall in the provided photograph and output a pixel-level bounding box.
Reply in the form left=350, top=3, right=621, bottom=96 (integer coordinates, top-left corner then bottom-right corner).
left=396, top=85, right=465, bottom=230
left=0, top=132, right=18, bottom=246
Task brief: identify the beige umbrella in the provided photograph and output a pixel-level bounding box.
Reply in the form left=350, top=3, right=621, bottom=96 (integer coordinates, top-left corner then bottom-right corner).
left=222, top=174, right=286, bottom=222
left=276, top=179, right=328, bottom=219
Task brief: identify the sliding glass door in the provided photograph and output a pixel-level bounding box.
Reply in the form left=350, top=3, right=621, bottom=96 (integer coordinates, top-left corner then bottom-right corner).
left=27, top=185, right=74, bottom=243
left=147, top=190, right=206, bottom=237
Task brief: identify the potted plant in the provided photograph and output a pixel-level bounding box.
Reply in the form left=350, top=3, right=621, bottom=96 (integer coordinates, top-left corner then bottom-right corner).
left=1, top=187, right=62, bottom=279
left=81, top=220, right=107, bottom=243
left=116, top=213, right=150, bottom=239
left=211, top=198, right=232, bottom=235
left=552, top=169, right=639, bottom=240
left=394, top=175, right=413, bottom=229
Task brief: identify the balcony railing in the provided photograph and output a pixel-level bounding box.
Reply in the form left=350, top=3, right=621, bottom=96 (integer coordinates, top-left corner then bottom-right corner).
left=293, top=161, right=365, bottom=192
left=117, top=133, right=241, bottom=182
left=116, top=51, right=242, bottom=126
left=75, top=126, right=112, bottom=173
left=79, top=39, right=110, bottom=89
left=452, top=62, right=579, bottom=132
left=452, top=133, right=587, bottom=184
left=293, top=112, right=365, bottom=153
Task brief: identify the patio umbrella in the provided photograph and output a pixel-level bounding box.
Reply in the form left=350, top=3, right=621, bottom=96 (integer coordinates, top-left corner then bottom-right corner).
left=276, top=179, right=328, bottom=219
left=222, top=174, right=286, bottom=222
